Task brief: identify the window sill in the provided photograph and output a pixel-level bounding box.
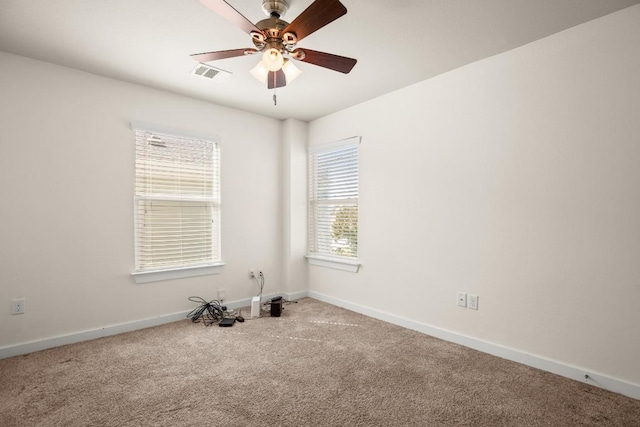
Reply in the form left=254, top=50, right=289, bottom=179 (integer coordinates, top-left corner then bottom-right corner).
left=306, top=255, right=360, bottom=273
left=131, top=263, right=225, bottom=284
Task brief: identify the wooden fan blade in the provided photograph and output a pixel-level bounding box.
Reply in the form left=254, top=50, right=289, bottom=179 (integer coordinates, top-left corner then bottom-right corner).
left=282, top=0, right=346, bottom=42
left=190, top=48, right=256, bottom=62
left=267, top=70, right=287, bottom=89
left=294, top=48, right=357, bottom=74
left=199, top=0, right=261, bottom=34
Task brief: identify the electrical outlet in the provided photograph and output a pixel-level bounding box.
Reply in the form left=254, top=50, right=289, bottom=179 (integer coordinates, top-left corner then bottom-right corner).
left=218, top=288, right=226, bottom=301
left=468, top=294, right=479, bottom=310
left=249, top=269, right=256, bottom=278
left=457, top=292, right=467, bottom=308
left=11, top=298, right=25, bottom=315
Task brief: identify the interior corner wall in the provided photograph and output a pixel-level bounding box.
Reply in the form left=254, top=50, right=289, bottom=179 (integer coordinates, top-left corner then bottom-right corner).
left=0, top=51, right=283, bottom=348
left=308, top=5, right=640, bottom=388
left=281, top=119, right=310, bottom=296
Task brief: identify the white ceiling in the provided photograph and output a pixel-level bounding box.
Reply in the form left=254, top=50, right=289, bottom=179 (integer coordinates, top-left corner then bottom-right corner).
left=1, top=0, right=638, bottom=121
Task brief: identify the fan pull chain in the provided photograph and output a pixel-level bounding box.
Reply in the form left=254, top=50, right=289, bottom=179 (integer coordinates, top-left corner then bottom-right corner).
left=272, top=72, right=277, bottom=106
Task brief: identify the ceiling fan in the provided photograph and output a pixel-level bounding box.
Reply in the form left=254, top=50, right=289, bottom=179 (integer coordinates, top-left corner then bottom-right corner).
left=190, top=0, right=357, bottom=91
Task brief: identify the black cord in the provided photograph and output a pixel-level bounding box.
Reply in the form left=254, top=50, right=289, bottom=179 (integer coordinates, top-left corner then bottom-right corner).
left=186, top=296, right=226, bottom=326
left=263, top=296, right=296, bottom=305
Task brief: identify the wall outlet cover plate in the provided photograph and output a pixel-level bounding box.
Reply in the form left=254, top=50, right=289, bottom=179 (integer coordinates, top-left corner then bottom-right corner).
left=457, top=292, right=467, bottom=308
left=468, top=294, right=479, bottom=310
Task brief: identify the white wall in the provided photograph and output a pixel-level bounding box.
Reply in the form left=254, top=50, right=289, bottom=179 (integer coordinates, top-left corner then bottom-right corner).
left=0, top=52, right=286, bottom=348
left=308, top=5, right=640, bottom=389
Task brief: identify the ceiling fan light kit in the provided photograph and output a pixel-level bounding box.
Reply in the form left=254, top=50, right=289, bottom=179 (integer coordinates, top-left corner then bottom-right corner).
left=251, top=59, right=301, bottom=84
left=262, top=48, right=284, bottom=71
left=191, top=0, right=357, bottom=103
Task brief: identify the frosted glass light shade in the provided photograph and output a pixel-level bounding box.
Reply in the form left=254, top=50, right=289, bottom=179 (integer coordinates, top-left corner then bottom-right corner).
left=251, top=57, right=303, bottom=87
left=282, top=60, right=302, bottom=84
left=250, top=61, right=269, bottom=83
left=262, top=48, right=284, bottom=71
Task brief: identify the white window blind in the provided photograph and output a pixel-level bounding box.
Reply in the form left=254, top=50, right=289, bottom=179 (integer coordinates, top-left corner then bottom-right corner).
left=134, top=128, right=221, bottom=273
left=308, top=137, right=360, bottom=260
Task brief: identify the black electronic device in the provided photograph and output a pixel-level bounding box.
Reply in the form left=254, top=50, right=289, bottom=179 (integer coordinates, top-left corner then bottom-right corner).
left=270, top=296, right=283, bottom=317
left=219, top=317, right=236, bottom=327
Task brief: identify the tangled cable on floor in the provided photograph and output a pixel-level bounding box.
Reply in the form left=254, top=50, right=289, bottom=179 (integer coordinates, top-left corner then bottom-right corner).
left=186, top=296, right=226, bottom=326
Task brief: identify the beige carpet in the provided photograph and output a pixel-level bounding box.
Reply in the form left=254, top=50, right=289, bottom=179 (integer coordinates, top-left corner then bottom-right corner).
left=0, top=298, right=638, bottom=426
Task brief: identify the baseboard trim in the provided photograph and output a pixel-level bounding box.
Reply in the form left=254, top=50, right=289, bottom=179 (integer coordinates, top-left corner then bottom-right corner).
left=0, top=292, right=310, bottom=360
left=284, top=290, right=310, bottom=301
left=0, top=310, right=191, bottom=360
left=308, top=291, right=640, bottom=401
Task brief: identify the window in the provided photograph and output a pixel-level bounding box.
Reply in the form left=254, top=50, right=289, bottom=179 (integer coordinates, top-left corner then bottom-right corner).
left=132, top=125, right=222, bottom=283
left=308, top=136, right=360, bottom=272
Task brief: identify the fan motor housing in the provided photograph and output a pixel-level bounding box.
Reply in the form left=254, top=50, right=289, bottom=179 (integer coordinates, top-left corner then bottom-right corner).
left=256, top=17, right=289, bottom=35
left=253, top=16, right=294, bottom=51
